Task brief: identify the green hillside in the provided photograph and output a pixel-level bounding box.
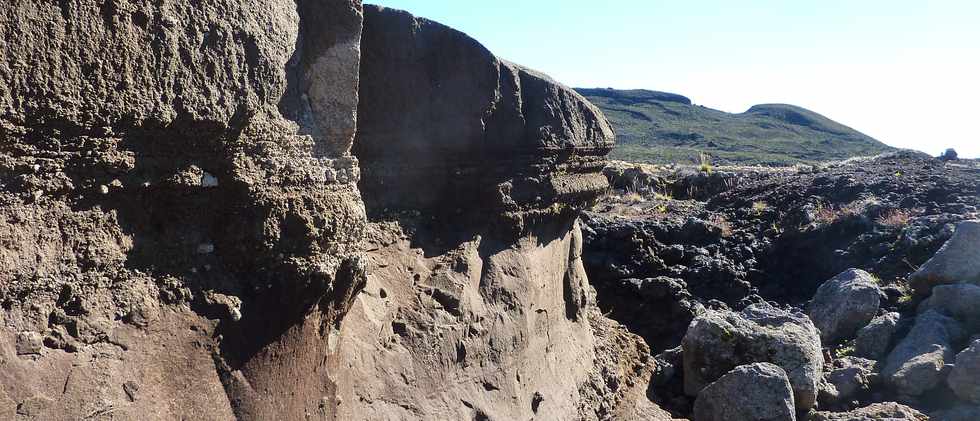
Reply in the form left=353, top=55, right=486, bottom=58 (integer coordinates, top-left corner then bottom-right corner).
left=576, top=88, right=895, bottom=165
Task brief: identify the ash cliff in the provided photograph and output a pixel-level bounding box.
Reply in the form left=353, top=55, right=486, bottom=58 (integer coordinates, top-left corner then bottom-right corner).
left=0, top=1, right=667, bottom=420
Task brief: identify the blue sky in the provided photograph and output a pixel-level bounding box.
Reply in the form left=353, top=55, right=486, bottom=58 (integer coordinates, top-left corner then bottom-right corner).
left=373, top=0, right=980, bottom=158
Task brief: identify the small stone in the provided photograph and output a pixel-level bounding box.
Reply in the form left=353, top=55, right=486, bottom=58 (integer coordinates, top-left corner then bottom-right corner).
left=197, top=243, right=215, bottom=254
left=16, top=395, right=53, bottom=417
left=825, top=357, right=876, bottom=403
left=99, top=184, right=110, bottom=194
left=15, top=331, right=43, bottom=355
left=123, top=381, right=140, bottom=402
left=205, top=292, right=242, bottom=321
left=200, top=172, right=219, bottom=187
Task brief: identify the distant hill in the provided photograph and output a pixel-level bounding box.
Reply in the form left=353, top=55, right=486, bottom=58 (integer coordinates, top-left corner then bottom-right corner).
left=576, top=88, right=895, bottom=165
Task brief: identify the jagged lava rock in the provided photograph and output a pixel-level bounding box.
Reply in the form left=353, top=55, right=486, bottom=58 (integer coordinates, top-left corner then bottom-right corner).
left=807, top=269, right=882, bottom=343
left=882, top=310, right=966, bottom=396
left=947, top=339, right=980, bottom=404
left=910, top=220, right=980, bottom=294
left=683, top=302, right=823, bottom=410
left=854, top=312, right=901, bottom=359
left=808, top=402, right=927, bottom=421
left=693, top=363, right=797, bottom=421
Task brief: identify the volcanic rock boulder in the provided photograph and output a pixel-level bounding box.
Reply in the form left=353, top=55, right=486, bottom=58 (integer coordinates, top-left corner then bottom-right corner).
left=882, top=310, right=966, bottom=396
left=819, top=357, right=877, bottom=407
left=920, top=283, right=980, bottom=330
left=807, top=269, right=881, bottom=344
left=910, top=220, right=980, bottom=294
left=947, top=339, right=980, bottom=404
left=692, top=363, right=797, bottom=421
left=808, top=402, right=928, bottom=421
left=854, top=312, right=901, bottom=359
left=683, top=303, right=824, bottom=410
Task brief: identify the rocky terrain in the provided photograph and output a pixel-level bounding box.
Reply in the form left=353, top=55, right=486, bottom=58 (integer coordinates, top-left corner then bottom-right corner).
left=577, top=88, right=895, bottom=165
left=0, top=2, right=667, bottom=420
left=585, top=153, right=980, bottom=419
left=2, top=1, right=978, bottom=421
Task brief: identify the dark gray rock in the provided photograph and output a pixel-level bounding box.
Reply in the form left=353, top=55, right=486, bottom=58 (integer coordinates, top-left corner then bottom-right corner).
left=855, top=312, right=901, bottom=359
left=807, top=269, right=881, bottom=343
left=882, top=310, right=966, bottom=396
left=940, top=148, right=960, bottom=161
left=910, top=220, right=980, bottom=294
left=692, top=363, right=796, bottom=421
left=948, top=339, right=980, bottom=403
left=931, top=405, right=980, bottom=421
left=808, top=402, right=927, bottom=420
left=683, top=303, right=823, bottom=410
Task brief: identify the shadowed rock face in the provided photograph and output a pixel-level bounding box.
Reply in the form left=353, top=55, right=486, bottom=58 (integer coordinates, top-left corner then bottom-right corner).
left=1, top=1, right=366, bottom=419
left=355, top=5, right=613, bottom=230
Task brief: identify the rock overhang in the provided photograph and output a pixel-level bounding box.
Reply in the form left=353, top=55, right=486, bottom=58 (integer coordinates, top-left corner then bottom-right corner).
left=353, top=5, right=614, bottom=230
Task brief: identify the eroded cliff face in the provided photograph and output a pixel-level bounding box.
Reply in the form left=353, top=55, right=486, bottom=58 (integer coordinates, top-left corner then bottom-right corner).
left=1, top=1, right=365, bottom=419
left=326, top=6, right=664, bottom=420
left=0, top=2, right=665, bottom=420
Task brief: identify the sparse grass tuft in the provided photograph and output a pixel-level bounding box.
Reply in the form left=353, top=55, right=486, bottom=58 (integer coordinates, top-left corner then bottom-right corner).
left=834, top=344, right=856, bottom=358
left=814, top=197, right=880, bottom=226
left=697, top=152, right=714, bottom=174
left=710, top=214, right=733, bottom=238
left=751, top=201, right=769, bottom=215
left=877, top=209, right=912, bottom=228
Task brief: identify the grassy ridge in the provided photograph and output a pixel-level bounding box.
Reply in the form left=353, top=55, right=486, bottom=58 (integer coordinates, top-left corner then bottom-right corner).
left=577, top=88, right=895, bottom=166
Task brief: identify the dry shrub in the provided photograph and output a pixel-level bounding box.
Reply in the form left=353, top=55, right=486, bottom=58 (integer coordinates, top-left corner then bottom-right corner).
left=709, top=214, right=733, bottom=238
left=877, top=209, right=912, bottom=227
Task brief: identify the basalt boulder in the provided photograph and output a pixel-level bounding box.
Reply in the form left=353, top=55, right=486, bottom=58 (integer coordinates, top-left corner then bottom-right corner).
left=854, top=312, right=902, bottom=360
left=808, top=402, right=927, bottom=421
left=807, top=269, right=882, bottom=344
left=920, top=283, right=980, bottom=331
left=683, top=303, right=824, bottom=410
left=947, top=339, right=980, bottom=404
left=692, top=363, right=797, bottom=421
left=910, top=220, right=980, bottom=294
left=882, top=310, right=966, bottom=396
